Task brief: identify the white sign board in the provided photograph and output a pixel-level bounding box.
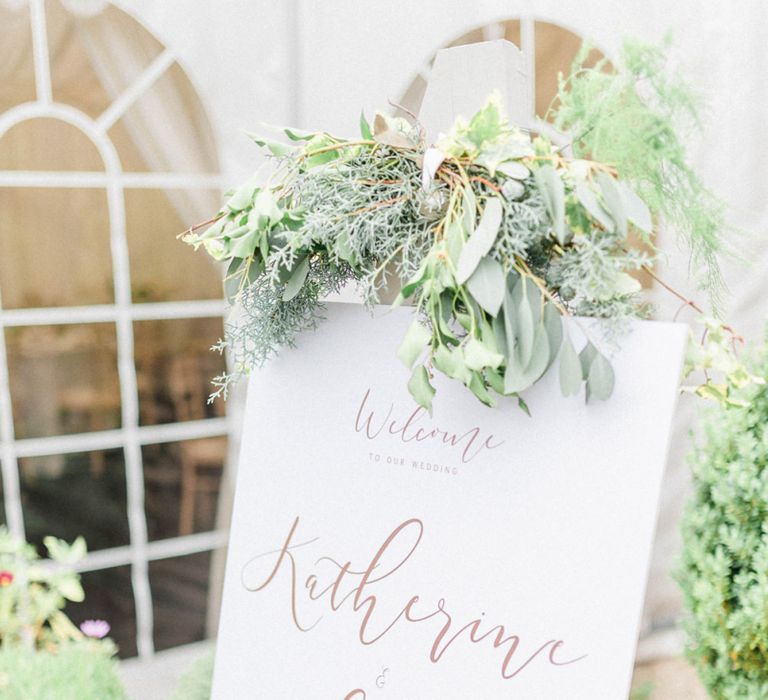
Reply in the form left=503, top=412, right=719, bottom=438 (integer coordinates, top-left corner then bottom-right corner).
left=213, top=303, right=686, bottom=699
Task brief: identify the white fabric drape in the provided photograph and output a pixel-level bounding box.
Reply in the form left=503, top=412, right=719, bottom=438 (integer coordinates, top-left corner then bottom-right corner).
left=73, top=6, right=219, bottom=223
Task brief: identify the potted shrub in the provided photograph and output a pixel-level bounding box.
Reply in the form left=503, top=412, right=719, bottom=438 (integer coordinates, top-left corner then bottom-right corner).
left=0, top=528, right=126, bottom=699
left=679, top=337, right=768, bottom=697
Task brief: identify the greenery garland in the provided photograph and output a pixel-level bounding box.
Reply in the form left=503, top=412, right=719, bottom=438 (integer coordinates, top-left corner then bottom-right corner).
left=183, top=41, right=753, bottom=413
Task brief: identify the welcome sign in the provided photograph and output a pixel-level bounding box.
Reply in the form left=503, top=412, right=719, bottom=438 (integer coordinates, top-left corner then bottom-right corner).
left=213, top=303, right=687, bottom=698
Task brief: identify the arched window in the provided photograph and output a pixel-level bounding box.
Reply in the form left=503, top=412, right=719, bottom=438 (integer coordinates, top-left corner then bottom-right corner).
left=0, top=0, right=230, bottom=659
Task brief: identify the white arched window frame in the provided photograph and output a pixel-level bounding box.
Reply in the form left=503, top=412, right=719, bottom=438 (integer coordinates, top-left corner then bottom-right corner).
left=0, top=0, right=230, bottom=659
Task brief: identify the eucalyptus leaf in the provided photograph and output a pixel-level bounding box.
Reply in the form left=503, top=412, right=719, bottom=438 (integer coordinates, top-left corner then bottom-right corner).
left=468, top=372, right=495, bottom=406
left=587, top=352, right=615, bottom=401
left=511, top=276, right=537, bottom=367
left=574, top=181, right=615, bottom=232
left=335, top=230, right=356, bottom=264
left=407, top=365, right=436, bottom=414
left=433, top=345, right=472, bottom=384
left=397, top=320, right=431, bottom=369
left=444, top=219, right=464, bottom=267
left=246, top=133, right=296, bottom=158
left=304, top=134, right=342, bottom=168
left=461, top=186, right=476, bottom=238
left=542, top=302, right=563, bottom=371
left=579, top=341, right=598, bottom=378
left=229, top=229, right=260, bottom=259
left=283, top=127, right=314, bottom=141
left=525, top=325, right=551, bottom=385
left=224, top=257, right=245, bottom=303
left=254, top=189, right=283, bottom=228
left=464, top=338, right=504, bottom=371
left=617, top=181, right=653, bottom=234
left=456, top=197, right=503, bottom=283
left=485, top=367, right=505, bottom=394
left=282, top=256, right=310, bottom=301
left=466, top=256, right=505, bottom=316
left=559, top=334, right=582, bottom=397
left=198, top=216, right=227, bottom=241
left=597, top=172, right=627, bottom=237
left=501, top=179, right=525, bottom=201
left=534, top=164, right=566, bottom=245
left=225, top=180, right=258, bottom=212
left=399, top=262, right=428, bottom=299
left=496, top=161, right=530, bottom=180
left=503, top=355, right=529, bottom=394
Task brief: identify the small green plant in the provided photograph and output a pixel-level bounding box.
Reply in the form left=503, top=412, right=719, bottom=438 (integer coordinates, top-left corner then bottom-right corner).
left=0, top=528, right=126, bottom=698
left=0, top=527, right=87, bottom=649
left=679, top=337, right=768, bottom=698
left=0, top=641, right=126, bottom=700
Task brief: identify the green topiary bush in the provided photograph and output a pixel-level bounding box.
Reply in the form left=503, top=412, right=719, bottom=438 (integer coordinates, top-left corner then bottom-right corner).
left=679, top=339, right=768, bottom=698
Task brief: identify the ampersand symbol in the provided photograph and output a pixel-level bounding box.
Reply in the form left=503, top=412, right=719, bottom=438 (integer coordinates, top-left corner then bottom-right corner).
left=375, top=667, right=390, bottom=688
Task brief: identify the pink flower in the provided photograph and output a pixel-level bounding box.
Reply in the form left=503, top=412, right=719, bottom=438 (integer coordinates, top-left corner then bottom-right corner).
left=0, top=571, right=12, bottom=587
left=80, top=619, right=110, bottom=639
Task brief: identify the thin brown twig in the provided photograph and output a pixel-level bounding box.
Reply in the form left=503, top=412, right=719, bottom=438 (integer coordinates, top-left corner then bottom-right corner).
left=469, top=176, right=502, bottom=193
left=176, top=213, right=224, bottom=240
left=640, top=262, right=743, bottom=343
left=333, top=196, right=407, bottom=222
left=299, top=140, right=376, bottom=160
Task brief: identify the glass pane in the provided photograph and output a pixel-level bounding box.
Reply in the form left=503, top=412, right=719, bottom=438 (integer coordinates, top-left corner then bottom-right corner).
left=134, top=318, right=225, bottom=426
left=107, top=61, right=219, bottom=174
left=0, top=118, right=104, bottom=170
left=19, top=449, right=129, bottom=551
left=6, top=324, right=121, bottom=439
left=0, top=187, right=113, bottom=308
left=47, top=0, right=163, bottom=119
left=150, top=551, right=214, bottom=652
left=69, top=565, right=137, bottom=658
left=0, top=3, right=35, bottom=113
left=143, top=437, right=226, bottom=540
left=125, top=188, right=223, bottom=303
